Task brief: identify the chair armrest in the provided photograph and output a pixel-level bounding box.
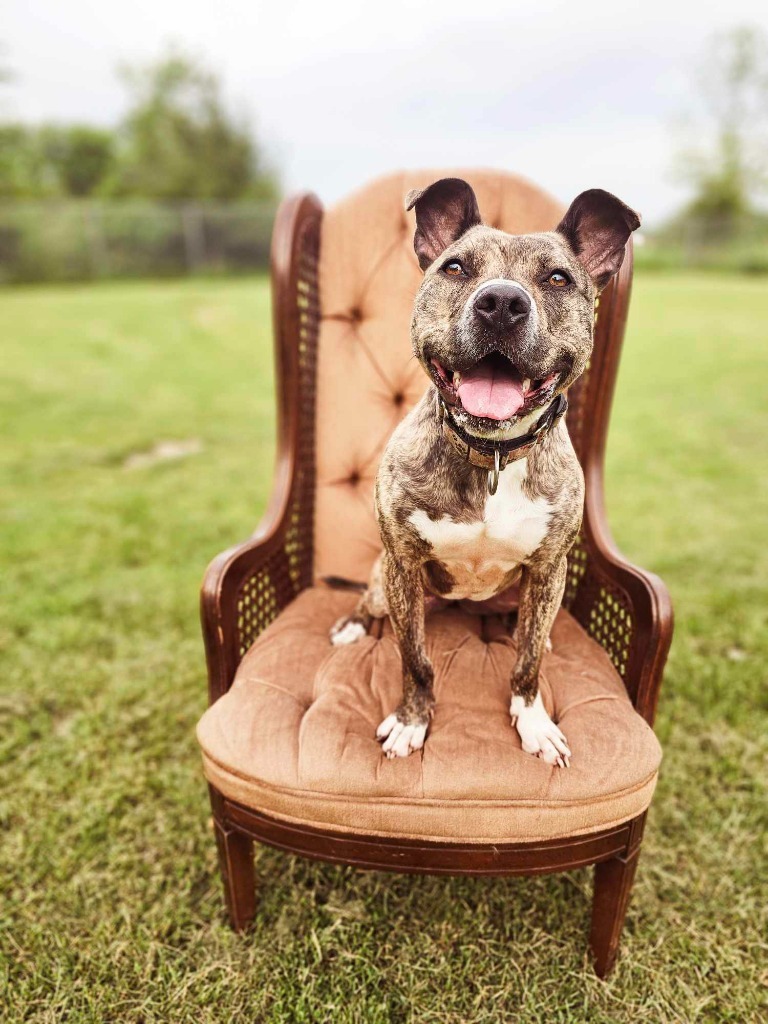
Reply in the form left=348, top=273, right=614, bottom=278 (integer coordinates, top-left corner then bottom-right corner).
left=201, top=192, right=323, bottom=704
left=567, top=465, right=674, bottom=726
left=562, top=238, right=674, bottom=725
left=201, top=520, right=298, bottom=705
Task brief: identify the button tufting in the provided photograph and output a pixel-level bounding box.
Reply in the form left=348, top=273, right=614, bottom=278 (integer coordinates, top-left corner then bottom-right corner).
left=348, top=470, right=361, bottom=485
left=349, top=307, right=363, bottom=323
left=393, top=392, right=405, bottom=406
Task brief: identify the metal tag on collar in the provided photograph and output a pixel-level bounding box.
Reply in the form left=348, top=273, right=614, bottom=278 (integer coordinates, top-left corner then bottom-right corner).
left=487, top=448, right=501, bottom=495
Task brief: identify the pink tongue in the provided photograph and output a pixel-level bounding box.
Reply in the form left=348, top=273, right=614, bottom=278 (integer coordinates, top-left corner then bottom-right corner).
left=457, top=361, right=525, bottom=420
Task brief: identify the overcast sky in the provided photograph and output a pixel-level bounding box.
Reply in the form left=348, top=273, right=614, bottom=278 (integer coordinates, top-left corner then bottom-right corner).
left=5, top=1, right=768, bottom=224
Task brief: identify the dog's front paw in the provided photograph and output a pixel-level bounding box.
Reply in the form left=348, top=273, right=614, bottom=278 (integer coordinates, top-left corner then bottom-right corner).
left=330, top=614, right=367, bottom=646
left=510, top=693, right=570, bottom=767
left=376, top=710, right=429, bottom=758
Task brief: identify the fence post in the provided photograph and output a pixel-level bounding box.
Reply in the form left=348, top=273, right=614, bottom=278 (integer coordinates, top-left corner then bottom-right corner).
left=182, top=204, right=206, bottom=272
left=83, top=203, right=109, bottom=279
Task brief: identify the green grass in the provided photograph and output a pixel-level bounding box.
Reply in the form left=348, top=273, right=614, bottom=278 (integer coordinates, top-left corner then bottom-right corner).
left=1, top=273, right=766, bottom=1023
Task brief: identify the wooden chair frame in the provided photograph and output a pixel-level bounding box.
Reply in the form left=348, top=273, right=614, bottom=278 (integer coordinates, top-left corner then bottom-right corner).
left=200, top=189, right=674, bottom=977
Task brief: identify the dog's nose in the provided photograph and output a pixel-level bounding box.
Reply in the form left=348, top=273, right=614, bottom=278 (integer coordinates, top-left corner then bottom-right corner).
left=472, top=282, right=531, bottom=329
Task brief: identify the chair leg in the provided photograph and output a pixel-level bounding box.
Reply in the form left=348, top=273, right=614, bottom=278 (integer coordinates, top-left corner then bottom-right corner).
left=209, top=786, right=256, bottom=932
left=590, top=846, right=640, bottom=978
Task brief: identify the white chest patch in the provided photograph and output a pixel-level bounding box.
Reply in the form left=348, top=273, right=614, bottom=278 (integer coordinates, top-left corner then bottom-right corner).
left=408, top=459, right=551, bottom=601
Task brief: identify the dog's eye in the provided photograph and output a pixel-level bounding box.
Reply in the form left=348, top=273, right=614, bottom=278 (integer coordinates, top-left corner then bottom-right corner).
left=547, top=271, right=571, bottom=288
left=443, top=260, right=465, bottom=277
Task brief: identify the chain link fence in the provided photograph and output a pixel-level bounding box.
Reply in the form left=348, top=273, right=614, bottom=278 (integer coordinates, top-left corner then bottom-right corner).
left=4, top=201, right=767, bottom=284
left=638, top=212, right=768, bottom=274
left=0, top=201, right=278, bottom=284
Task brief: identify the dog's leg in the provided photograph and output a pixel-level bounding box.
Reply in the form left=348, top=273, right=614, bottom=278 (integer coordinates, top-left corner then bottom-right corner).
left=376, top=552, right=434, bottom=758
left=511, top=620, right=553, bottom=653
left=329, top=555, right=387, bottom=645
left=509, top=555, right=571, bottom=767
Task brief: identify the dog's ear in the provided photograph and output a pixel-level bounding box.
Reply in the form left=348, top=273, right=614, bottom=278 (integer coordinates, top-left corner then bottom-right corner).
left=405, top=178, right=482, bottom=271
left=556, top=189, right=640, bottom=290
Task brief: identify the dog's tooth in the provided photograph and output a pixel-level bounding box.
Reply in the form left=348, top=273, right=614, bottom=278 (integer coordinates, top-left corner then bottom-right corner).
left=453, top=371, right=461, bottom=387
left=522, top=378, right=531, bottom=392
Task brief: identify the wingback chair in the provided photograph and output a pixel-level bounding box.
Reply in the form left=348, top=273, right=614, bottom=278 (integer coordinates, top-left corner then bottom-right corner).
left=197, top=170, right=673, bottom=977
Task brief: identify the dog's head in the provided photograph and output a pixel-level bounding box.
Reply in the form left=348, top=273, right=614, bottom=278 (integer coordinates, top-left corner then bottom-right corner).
left=406, top=178, right=640, bottom=434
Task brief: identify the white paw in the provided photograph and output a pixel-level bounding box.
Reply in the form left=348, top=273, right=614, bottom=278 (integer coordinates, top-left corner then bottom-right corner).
left=330, top=618, right=367, bottom=646
left=376, top=713, right=428, bottom=758
left=510, top=693, right=570, bottom=767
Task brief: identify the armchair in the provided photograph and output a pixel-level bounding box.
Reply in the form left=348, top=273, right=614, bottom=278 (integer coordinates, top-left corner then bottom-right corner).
left=198, top=170, right=673, bottom=977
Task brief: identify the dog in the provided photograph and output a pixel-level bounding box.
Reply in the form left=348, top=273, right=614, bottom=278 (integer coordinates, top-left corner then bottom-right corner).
left=329, top=178, right=640, bottom=767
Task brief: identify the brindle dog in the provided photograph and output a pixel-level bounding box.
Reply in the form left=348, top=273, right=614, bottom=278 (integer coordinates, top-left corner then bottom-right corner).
left=329, top=178, right=640, bottom=766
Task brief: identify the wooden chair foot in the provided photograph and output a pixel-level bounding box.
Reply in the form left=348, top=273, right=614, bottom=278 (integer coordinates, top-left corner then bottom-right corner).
left=590, top=848, right=640, bottom=978
left=213, top=818, right=256, bottom=932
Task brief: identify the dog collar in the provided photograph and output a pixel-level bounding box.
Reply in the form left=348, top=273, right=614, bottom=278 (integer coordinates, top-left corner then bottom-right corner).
left=440, top=392, right=568, bottom=494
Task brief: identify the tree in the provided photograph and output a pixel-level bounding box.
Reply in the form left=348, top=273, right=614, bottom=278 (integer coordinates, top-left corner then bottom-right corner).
left=676, top=26, right=768, bottom=236
left=0, top=124, right=114, bottom=198
left=40, top=125, right=114, bottom=196
left=108, top=49, right=278, bottom=201
left=0, top=126, right=51, bottom=198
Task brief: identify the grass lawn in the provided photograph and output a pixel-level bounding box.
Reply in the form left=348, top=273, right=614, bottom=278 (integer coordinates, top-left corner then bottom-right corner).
left=1, top=272, right=766, bottom=1023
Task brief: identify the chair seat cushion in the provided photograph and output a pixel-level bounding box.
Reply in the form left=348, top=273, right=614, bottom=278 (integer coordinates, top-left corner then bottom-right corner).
left=197, top=588, right=661, bottom=843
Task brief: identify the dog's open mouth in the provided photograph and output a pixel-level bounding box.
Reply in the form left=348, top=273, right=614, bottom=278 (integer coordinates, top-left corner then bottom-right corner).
left=430, top=352, right=558, bottom=421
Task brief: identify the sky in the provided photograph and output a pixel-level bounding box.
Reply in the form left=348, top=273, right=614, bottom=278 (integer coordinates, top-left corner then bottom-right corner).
left=4, top=0, right=768, bottom=225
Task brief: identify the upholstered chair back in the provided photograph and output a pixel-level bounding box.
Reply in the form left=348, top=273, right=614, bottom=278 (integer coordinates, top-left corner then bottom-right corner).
left=313, top=169, right=565, bottom=581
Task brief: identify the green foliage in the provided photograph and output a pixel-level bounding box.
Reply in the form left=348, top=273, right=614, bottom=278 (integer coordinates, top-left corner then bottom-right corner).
left=0, top=124, right=56, bottom=198
left=0, top=123, right=114, bottom=199
left=674, top=25, right=768, bottom=240
left=40, top=124, right=115, bottom=196
left=0, top=49, right=276, bottom=203
left=1, top=274, right=767, bottom=1022
left=107, top=50, right=278, bottom=201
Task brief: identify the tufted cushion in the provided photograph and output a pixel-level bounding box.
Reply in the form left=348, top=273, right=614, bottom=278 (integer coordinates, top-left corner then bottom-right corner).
left=198, top=589, right=661, bottom=843
left=313, top=169, right=565, bottom=583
